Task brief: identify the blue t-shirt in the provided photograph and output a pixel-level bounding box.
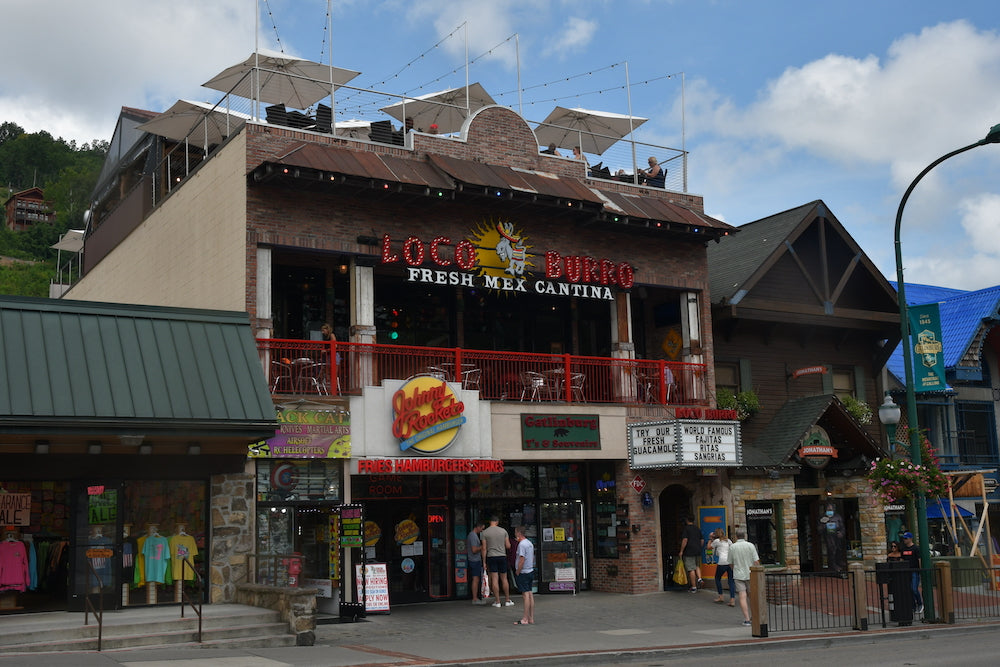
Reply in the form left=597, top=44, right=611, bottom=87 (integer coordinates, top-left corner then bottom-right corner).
left=467, top=530, right=482, bottom=563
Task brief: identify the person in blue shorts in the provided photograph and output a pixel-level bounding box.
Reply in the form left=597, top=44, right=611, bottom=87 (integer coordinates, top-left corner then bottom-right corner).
left=514, top=526, right=535, bottom=625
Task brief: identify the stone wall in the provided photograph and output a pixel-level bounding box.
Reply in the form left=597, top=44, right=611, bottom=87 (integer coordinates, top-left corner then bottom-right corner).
left=826, top=476, right=888, bottom=566
left=731, top=475, right=799, bottom=571
left=235, top=584, right=318, bottom=646
left=210, top=470, right=255, bottom=603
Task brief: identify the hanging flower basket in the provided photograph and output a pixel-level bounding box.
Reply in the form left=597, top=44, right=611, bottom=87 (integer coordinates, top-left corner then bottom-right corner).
left=866, top=435, right=948, bottom=504
left=715, top=387, right=760, bottom=421
left=841, top=395, right=873, bottom=425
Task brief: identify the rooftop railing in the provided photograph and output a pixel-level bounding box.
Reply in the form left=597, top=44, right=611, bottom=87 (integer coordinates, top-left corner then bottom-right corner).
left=257, top=338, right=709, bottom=407
left=141, top=69, right=690, bottom=212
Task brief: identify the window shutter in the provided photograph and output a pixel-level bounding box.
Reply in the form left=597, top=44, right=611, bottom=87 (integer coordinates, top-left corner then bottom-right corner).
left=822, top=365, right=834, bottom=394
left=853, top=365, right=866, bottom=399
left=739, top=358, right=752, bottom=392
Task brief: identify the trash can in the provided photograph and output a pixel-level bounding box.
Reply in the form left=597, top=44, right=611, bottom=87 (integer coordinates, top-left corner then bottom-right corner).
left=876, top=561, right=913, bottom=624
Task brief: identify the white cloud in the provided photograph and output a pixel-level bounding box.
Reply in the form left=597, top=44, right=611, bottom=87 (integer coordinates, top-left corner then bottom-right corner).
left=959, top=193, right=1000, bottom=256
left=0, top=0, right=255, bottom=144
left=542, top=17, right=599, bottom=59
left=707, top=20, right=1000, bottom=181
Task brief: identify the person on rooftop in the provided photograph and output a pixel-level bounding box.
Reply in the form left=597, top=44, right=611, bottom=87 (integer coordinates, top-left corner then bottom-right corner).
left=640, top=156, right=666, bottom=187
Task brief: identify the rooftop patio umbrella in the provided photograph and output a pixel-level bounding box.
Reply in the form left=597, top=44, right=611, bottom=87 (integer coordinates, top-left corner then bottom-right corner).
left=202, top=49, right=361, bottom=110
left=334, top=119, right=372, bottom=139
left=534, top=106, right=648, bottom=155
left=379, top=82, right=496, bottom=135
left=136, top=100, right=250, bottom=146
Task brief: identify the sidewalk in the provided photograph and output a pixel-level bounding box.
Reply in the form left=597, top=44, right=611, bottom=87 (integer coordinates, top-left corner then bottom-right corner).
left=1, top=587, right=997, bottom=666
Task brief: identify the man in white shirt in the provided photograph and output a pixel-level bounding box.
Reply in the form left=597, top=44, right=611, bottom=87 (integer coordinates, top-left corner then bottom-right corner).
left=729, top=529, right=760, bottom=627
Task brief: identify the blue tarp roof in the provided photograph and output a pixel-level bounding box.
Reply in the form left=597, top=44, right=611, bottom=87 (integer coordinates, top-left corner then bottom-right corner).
left=926, top=501, right=974, bottom=519
left=886, top=282, right=1000, bottom=384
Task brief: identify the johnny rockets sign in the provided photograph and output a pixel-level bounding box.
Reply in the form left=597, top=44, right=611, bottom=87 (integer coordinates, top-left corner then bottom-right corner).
left=380, top=220, right=634, bottom=301
left=391, top=375, right=466, bottom=454
left=353, top=375, right=503, bottom=474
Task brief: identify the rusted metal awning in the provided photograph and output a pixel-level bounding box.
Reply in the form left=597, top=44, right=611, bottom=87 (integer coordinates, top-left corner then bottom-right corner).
left=591, top=190, right=730, bottom=231
left=428, top=154, right=603, bottom=204
left=254, top=142, right=733, bottom=235
left=270, top=142, right=455, bottom=190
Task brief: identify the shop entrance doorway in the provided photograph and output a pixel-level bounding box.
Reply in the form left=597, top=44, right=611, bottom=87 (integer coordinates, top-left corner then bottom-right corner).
left=659, top=484, right=691, bottom=589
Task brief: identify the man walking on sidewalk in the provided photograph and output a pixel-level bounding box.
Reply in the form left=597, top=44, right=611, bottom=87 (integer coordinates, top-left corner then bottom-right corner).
left=729, top=529, right=760, bottom=627
left=679, top=516, right=703, bottom=592
left=482, top=515, right=514, bottom=608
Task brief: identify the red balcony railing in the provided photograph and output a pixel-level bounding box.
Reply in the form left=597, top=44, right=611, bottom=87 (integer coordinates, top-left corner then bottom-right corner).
left=256, top=338, right=709, bottom=407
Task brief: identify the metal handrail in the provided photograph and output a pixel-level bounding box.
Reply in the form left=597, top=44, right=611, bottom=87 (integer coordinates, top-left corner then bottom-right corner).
left=83, top=559, right=104, bottom=651
left=180, top=557, right=204, bottom=643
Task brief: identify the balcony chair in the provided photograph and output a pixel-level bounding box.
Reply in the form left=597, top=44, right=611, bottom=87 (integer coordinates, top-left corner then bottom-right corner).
left=271, top=360, right=293, bottom=393
left=461, top=367, right=482, bottom=391
left=519, top=371, right=549, bottom=402
left=264, top=104, right=288, bottom=126
left=368, top=120, right=395, bottom=144
left=569, top=372, right=586, bottom=402
left=314, top=104, right=332, bottom=133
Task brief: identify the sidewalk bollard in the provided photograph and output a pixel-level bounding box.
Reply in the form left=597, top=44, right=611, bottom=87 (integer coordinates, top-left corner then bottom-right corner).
left=850, top=562, right=868, bottom=630
left=750, top=565, right=768, bottom=637
left=934, top=560, right=954, bottom=624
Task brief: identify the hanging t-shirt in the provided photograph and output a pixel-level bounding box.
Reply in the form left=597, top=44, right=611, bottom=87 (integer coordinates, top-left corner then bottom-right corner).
left=169, top=533, right=199, bottom=580
left=142, top=535, right=171, bottom=584
left=0, top=540, right=29, bottom=592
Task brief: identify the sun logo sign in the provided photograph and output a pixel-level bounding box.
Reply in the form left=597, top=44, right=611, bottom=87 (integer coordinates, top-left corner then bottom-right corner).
left=391, top=376, right=467, bottom=454
left=470, top=218, right=534, bottom=281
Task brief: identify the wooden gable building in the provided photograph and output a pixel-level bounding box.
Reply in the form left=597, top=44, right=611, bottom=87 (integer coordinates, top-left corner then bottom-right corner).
left=707, top=200, right=902, bottom=571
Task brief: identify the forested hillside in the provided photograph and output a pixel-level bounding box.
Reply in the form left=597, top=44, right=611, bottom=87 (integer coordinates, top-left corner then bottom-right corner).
left=0, top=121, right=107, bottom=296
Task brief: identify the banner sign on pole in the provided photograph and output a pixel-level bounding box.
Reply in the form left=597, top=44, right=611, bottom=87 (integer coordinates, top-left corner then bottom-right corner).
left=908, top=303, right=946, bottom=393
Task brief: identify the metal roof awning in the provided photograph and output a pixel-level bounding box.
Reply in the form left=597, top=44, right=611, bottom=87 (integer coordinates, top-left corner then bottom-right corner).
left=264, top=142, right=455, bottom=191
left=249, top=142, right=734, bottom=237
left=0, top=295, right=278, bottom=453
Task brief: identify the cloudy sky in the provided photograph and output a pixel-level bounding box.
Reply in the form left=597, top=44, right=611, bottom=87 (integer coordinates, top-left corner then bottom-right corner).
left=3, top=0, right=998, bottom=290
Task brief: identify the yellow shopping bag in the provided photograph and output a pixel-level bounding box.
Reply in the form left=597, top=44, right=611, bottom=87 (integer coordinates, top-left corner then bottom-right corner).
left=673, top=559, right=688, bottom=586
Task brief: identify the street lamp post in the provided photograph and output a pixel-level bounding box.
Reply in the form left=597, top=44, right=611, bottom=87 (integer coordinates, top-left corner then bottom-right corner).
left=893, top=123, right=1000, bottom=622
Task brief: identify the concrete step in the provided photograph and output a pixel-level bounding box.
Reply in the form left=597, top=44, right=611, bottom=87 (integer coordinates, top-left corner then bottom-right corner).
left=0, top=607, right=294, bottom=654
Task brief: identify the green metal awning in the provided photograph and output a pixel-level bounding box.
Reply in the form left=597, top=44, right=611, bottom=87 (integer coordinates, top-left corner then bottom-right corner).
left=0, top=295, right=277, bottom=451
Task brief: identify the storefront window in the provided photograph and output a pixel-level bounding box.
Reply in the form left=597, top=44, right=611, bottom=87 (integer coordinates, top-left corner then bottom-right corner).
left=255, top=460, right=344, bottom=502
left=538, top=464, right=583, bottom=498
left=746, top=500, right=783, bottom=565
left=255, top=460, right=344, bottom=591
left=470, top=465, right=535, bottom=498
left=591, top=463, right=618, bottom=558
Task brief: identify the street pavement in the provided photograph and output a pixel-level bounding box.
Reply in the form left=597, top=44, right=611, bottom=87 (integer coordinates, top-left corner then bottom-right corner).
left=1, top=586, right=998, bottom=666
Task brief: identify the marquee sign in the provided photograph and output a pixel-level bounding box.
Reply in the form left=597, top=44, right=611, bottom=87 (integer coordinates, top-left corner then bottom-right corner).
left=391, top=376, right=466, bottom=454
left=380, top=220, right=635, bottom=301
left=628, top=419, right=742, bottom=469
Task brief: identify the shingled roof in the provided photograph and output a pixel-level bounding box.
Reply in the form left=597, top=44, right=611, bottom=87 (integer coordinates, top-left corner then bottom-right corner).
left=742, top=394, right=884, bottom=468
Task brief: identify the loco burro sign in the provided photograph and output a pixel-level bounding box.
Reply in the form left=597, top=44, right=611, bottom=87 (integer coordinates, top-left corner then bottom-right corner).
left=628, top=419, right=742, bottom=469
left=380, top=220, right=635, bottom=302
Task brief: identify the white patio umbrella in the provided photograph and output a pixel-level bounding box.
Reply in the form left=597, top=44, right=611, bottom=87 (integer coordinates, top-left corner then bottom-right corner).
left=379, top=82, right=496, bottom=135
left=334, top=119, right=371, bottom=139
left=136, top=100, right=250, bottom=146
left=534, top=106, right=648, bottom=155
left=202, top=49, right=361, bottom=110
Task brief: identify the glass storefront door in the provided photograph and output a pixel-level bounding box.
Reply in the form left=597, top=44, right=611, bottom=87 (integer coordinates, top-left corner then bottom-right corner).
left=540, top=500, right=584, bottom=592
left=69, top=482, right=120, bottom=611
